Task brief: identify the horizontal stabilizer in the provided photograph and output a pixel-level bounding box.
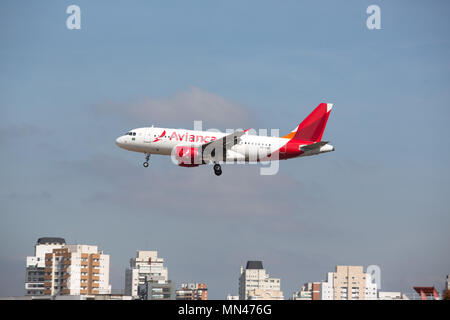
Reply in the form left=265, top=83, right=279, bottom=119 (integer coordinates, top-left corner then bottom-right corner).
left=300, top=141, right=329, bottom=151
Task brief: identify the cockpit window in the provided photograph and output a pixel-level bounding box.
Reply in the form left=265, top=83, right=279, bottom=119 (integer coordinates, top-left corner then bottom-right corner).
left=133, top=132, right=136, bottom=136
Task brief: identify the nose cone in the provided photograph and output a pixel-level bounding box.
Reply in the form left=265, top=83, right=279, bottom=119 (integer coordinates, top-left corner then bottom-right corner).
left=115, top=136, right=125, bottom=148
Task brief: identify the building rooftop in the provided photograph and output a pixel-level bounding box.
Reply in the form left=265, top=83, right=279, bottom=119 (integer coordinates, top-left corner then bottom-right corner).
left=246, top=261, right=264, bottom=269
left=36, top=237, right=66, bottom=245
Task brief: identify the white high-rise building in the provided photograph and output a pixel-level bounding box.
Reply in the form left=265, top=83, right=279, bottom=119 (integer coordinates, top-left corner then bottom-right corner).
left=43, top=244, right=111, bottom=296
left=365, top=273, right=378, bottom=300
left=239, top=261, right=283, bottom=300
left=320, top=272, right=334, bottom=300
left=295, top=266, right=379, bottom=300
left=332, top=265, right=378, bottom=300
left=26, top=237, right=66, bottom=296
left=124, top=250, right=169, bottom=298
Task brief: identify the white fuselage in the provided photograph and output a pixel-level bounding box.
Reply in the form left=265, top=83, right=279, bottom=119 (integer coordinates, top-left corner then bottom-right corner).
left=116, top=126, right=334, bottom=165
left=115, top=127, right=289, bottom=162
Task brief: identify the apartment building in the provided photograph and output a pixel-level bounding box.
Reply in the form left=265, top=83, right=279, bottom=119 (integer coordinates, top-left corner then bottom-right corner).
left=332, top=266, right=370, bottom=300
left=292, top=282, right=321, bottom=300
left=292, top=266, right=378, bottom=300
left=248, top=288, right=284, bottom=300
left=139, top=279, right=174, bottom=300
left=43, top=244, right=111, bottom=296
left=124, top=250, right=169, bottom=298
left=239, top=261, right=283, bottom=300
left=25, top=237, right=66, bottom=296
left=175, top=283, right=208, bottom=300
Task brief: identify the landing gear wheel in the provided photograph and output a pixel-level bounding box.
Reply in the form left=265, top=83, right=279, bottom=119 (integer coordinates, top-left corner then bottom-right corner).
left=143, top=154, right=150, bottom=168
left=213, top=164, right=222, bottom=176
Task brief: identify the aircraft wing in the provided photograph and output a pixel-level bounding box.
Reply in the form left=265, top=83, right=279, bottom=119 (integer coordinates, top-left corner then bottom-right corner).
left=201, top=129, right=248, bottom=161
left=202, top=129, right=247, bottom=150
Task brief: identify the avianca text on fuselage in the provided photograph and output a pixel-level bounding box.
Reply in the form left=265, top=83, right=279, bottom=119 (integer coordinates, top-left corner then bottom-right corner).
left=115, top=102, right=335, bottom=176
left=167, top=131, right=218, bottom=144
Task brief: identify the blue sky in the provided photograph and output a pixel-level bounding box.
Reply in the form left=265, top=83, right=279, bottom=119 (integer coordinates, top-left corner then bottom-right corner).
left=1, top=0, right=449, bottom=298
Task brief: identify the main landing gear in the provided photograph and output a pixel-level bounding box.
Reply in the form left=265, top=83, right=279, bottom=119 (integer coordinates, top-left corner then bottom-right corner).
left=213, top=164, right=222, bottom=176
left=143, top=153, right=150, bottom=168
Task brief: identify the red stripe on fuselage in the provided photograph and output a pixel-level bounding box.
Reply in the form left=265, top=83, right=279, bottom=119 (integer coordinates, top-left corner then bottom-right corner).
left=276, top=139, right=313, bottom=160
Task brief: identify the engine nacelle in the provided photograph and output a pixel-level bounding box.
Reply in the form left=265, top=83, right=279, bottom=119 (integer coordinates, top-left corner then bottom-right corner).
left=176, top=146, right=201, bottom=167
left=178, top=163, right=199, bottom=167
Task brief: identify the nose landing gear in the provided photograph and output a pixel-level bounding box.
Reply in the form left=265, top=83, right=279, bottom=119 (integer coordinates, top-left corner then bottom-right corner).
left=143, top=154, right=150, bottom=168
left=213, top=164, right=222, bottom=176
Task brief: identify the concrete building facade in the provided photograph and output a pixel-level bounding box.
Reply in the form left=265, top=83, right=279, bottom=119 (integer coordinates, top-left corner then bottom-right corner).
left=25, top=237, right=66, bottom=296
left=139, top=279, right=174, bottom=300
left=124, top=250, right=169, bottom=298
left=292, top=282, right=321, bottom=300
left=43, top=244, right=111, bottom=296
left=378, top=291, right=409, bottom=300
left=247, top=288, right=284, bottom=300
left=239, top=261, right=283, bottom=300
left=176, top=283, right=208, bottom=300
left=332, top=266, right=368, bottom=300
left=320, top=272, right=334, bottom=300
left=293, top=265, right=379, bottom=300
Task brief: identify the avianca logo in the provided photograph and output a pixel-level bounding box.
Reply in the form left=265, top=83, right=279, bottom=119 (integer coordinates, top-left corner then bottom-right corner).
left=152, top=130, right=166, bottom=142
left=169, top=131, right=217, bottom=143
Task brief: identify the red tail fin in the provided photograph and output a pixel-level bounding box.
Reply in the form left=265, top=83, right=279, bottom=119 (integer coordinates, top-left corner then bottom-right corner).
left=292, top=103, right=333, bottom=142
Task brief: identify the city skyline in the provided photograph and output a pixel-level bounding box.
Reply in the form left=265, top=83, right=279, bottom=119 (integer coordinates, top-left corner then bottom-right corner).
left=1, top=1, right=449, bottom=299
left=21, top=236, right=448, bottom=299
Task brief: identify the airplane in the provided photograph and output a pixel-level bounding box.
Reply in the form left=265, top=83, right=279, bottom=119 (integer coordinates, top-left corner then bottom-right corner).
left=115, top=102, right=335, bottom=176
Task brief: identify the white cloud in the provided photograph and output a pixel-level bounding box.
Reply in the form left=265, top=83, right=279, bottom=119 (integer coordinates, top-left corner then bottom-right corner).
left=65, top=154, right=305, bottom=219
left=93, top=86, right=253, bottom=129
